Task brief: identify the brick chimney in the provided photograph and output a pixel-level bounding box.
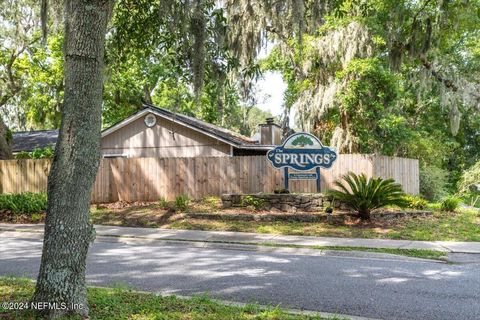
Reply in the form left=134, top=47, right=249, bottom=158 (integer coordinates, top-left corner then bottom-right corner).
left=259, top=117, right=282, bottom=145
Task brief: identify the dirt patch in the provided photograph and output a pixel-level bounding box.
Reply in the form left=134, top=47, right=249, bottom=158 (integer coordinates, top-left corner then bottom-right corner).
left=95, top=201, right=158, bottom=210
left=91, top=202, right=185, bottom=228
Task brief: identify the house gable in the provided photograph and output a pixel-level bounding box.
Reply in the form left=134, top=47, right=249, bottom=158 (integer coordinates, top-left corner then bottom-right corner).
left=101, top=112, right=231, bottom=157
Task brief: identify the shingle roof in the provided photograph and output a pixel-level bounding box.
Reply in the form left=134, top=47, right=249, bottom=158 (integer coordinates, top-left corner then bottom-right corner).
left=12, top=104, right=275, bottom=153
left=141, top=104, right=265, bottom=147
left=12, top=130, right=58, bottom=153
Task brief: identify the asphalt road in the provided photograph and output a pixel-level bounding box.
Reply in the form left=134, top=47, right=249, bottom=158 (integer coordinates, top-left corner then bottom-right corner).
left=1, top=232, right=479, bottom=320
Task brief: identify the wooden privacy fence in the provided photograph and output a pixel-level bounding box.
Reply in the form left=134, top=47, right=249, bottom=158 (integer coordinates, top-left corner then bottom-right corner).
left=0, top=155, right=419, bottom=203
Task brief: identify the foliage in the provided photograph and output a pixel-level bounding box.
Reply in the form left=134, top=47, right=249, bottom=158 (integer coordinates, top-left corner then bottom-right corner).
left=457, top=160, right=480, bottom=197
left=0, top=192, right=47, bottom=214
left=402, top=195, right=429, bottom=210
left=0, top=0, right=271, bottom=141
left=15, top=147, right=54, bottom=159
left=440, top=196, right=461, bottom=212
left=105, top=0, right=239, bottom=130
left=174, top=194, right=190, bottom=211
left=262, top=0, right=480, bottom=193
left=335, top=58, right=410, bottom=153
left=158, top=197, right=170, bottom=210
left=1, top=0, right=479, bottom=198
left=241, top=195, right=265, bottom=210
left=464, top=194, right=480, bottom=208
left=328, top=172, right=406, bottom=220
left=419, top=165, right=449, bottom=201
left=0, top=0, right=64, bottom=130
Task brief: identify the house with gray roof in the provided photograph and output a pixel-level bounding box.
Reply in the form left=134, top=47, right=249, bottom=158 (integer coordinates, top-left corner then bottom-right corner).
left=12, top=104, right=281, bottom=158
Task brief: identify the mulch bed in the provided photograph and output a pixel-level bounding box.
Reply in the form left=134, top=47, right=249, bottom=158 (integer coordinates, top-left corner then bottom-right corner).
left=0, top=210, right=45, bottom=224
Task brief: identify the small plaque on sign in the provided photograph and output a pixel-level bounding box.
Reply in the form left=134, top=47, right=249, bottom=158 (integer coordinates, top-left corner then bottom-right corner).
left=289, top=173, right=317, bottom=180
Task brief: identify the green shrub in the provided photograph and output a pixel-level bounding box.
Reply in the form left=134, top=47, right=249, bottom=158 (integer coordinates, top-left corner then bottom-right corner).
left=158, top=197, right=170, bottom=209
left=174, top=194, right=189, bottom=211
left=0, top=192, right=48, bottom=214
left=328, top=172, right=406, bottom=220
left=419, top=165, right=448, bottom=201
left=15, top=151, right=31, bottom=159
left=402, top=195, right=429, bottom=210
left=457, top=160, right=480, bottom=207
left=14, top=147, right=54, bottom=159
left=457, top=160, right=480, bottom=194
left=241, top=195, right=265, bottom=210
left=440, top=196, right=461, bottom=212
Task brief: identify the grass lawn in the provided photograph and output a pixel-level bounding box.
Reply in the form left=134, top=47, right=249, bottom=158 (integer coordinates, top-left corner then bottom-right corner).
left=166, top=209, right=480, bottom=242
left=0, top=277, right=337, bottom=320
left=86, top=199, right=480, bottom=242
left=2, top=196, right=479, bottom=242
left=260, top=244, right=447, bottom=260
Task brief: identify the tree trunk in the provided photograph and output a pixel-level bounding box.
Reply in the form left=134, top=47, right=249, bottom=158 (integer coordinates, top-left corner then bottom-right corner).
left=0, top=116, right=12, bottom=160
left=32, top=0, right=112, bottom=318
left=358, top=209, right=371, bottom=221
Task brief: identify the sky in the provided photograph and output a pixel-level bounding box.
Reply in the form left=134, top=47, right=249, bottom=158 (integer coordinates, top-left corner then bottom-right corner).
left=254, top=46, right=295, bottom=128
left=255, top=71, right=286, bottom=116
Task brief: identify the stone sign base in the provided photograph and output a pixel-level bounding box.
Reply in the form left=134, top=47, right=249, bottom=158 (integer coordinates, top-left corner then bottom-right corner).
left=221, top=193, right=348, bottom=213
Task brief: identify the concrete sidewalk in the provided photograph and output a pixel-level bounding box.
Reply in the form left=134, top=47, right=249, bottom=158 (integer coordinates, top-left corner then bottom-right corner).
left=1, top=223, right=480, bottom=253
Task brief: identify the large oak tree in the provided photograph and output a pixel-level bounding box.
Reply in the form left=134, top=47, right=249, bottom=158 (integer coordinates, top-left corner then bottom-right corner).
left=32, top=0, right=113, bottom=318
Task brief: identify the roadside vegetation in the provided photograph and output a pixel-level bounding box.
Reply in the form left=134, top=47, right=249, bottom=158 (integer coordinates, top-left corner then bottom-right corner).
left=0, top=277, right=338, bottom=320
left=14, top=147, right=54, bottom=160
left=164, top=208, right=480, bottom=242
left=327, top=172, right=407, bottom=220
left=83, top=198, right=480, bottom=242
left=1, top=192, right=478, bottom=242
left=260, top=244, right=446, bottom=261
left=0, top=192, right=47, bottom=218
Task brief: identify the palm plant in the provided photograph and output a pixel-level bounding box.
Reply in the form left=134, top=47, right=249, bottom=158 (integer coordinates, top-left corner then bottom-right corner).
left=328, top=172, right=406, bottom=220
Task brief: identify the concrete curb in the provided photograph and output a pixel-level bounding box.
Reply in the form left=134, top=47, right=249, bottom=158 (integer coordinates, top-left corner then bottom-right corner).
left=1, top=223, right=480, bottom=254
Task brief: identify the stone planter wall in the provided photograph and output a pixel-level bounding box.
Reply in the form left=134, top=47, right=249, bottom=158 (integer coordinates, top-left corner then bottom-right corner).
left=221, top=193, right=349, bottom=213
left=185, top=210, right=432, bottom=223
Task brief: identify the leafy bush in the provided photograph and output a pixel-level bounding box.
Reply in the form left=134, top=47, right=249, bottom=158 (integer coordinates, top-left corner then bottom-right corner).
left=440, top=196, right=461, bottom=212
left=457, top=160, right=480, bottom=207
left=0, top=192, right=48, bottom=214
left=402, top=195, right=429, bottom=210
left=328, top=172, right=406, bottom=220
left=241, top=195, right=265, bottom=210
left=174, top=194, right=189, bottom=211
left=15, top=147, right=54, bottom=159
left=419, top=165, right=448, bottom=201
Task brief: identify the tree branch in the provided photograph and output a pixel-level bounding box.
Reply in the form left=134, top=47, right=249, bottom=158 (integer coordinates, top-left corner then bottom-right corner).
left=420, top=55, right=480, bottom=106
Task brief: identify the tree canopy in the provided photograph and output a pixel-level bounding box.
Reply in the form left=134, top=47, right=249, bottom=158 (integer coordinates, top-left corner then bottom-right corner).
left=1, top=0, right=479, bottom=194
